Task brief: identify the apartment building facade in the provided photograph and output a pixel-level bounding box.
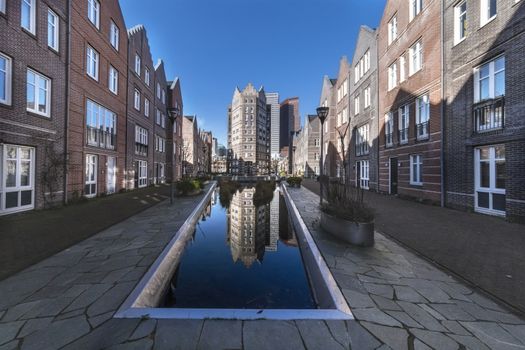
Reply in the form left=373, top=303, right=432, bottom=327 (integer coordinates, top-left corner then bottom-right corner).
left=182, top=115, right=199, bottom=177
left=0, top=0, right=68, bottom=214
left=68, top=0, right=128, bottom=199
left=378, top=0, right=443, bottom=204
left=349, top=26, right=380, bottom=191
left=153, top=59, right=168, bottom=184
left=319, top=76, right=338, bottom=178
left=279, top=97, right=300, bottom=155
left=444, top=0, right=525, bottom=221
left=265, top=92, right=280, bottom=159
left=334, top=57, right=351, bottom=181
left=168, top=78, right=183, bottom=181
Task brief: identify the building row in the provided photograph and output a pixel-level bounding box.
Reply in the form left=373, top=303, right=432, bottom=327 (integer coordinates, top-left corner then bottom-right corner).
left=292, top=0, right=524, bottom=221
left=0, top=0, right=210, bottom=215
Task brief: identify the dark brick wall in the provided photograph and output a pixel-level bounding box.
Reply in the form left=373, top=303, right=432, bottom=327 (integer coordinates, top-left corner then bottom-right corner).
left=168, top=78, right=183, bottom=181
left=153, top=59, right=168, bottom=183
left=0, top=0, right=68, bottom=210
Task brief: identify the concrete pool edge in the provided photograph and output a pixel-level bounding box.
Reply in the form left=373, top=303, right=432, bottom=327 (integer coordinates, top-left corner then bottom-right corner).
left=115, top=182, right=353, bottom=320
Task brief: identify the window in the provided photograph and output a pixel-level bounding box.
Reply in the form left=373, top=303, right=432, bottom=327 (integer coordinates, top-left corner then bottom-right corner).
left=475, top=56, right=505, bottom=102
left=410, top=0, right=423, bottom=21
left=86, top=100, right=116, bottom=149
left=385, top=113, right=394, bottom=146
left=359, top=160, right=369, bottom=189
left=364, top=86, right=371, bottom=108
left=388, top=15, right=398, bottom=44
left=155, top=163, right=165, bottom=184
left=145, top=68, right=150, bottom=86
left=144, top=98, right=150, bottom=117
left=110, top=21, right=119, bottom=50
left=26, top=69, right=51, bottom=117
left=86, top=46, right=99, bottom=80
left=480, top=0, right=497, bottom=25
left=364, top=51, right=370, bottom=73
left=136, top=161, right=147, bottom=188
left=85, top=154, right=97, bottom=197
left=410, top=155, right=423, bottom=185
left=398, top=105, right=409, bottom=144
left=356, top=124, right=369, bottom=156
left=157, top=83, right=161, bottom=99
left=162, top=89, right=166, bottom=104
left=354, top=95, right=360, bottom=115
left=134, top=89, right=140, bottom=110
left=343, top=108, right=348, bottom=123
left=416, top=94, right=430, bottom=139
left=475, top=145, right=505, bottom=215
left=21, top=0, right=36, bottom=34
left=399, top=55, right=406, bottom=82
left=155, top=136, right=166, bottom=153
left=135, top=126, right=148, bottom=156
left=0, top=145, right=35, bottom=214
left=388, top=62, right=397, bottom=91
left=455, top=1, right=467, bottom=44
left=161, top=113, right=166, bottom=128
left=109, top=66, right=118, bottom=94
left=354, top=65, right=359, bottom=83
left=87, top=0, right=100, bottom=29
left=134, top=54, right=141, bottom=76
left=0, top=0, right=5, bottom=13
left=0, top=53, right=12, bottom=105
left=314, top=138, right=320, bottom=147
left=409, top=40, right=422, bottom=75
left=342, top=79, right=348, bottom=96
left=156, top=109, right=161, bottom=125
left=48, top=10, right=59, bottom=51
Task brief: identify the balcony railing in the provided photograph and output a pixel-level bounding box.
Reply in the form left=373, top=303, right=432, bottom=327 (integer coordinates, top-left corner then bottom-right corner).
left=416, top=121, right=429, bottom=140
left=86, top=126, right=115, bottom=150
left=398, top=128, right=408, bottom=144
left=385, top=132, right=393, bottom=147
left=474, top=97, right=504, bottom=133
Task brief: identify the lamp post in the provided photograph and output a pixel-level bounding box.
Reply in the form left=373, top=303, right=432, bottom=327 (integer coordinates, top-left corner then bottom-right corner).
left=316, top=106, right=329, bottom=206
left=167, top=105, right=181, bottom=205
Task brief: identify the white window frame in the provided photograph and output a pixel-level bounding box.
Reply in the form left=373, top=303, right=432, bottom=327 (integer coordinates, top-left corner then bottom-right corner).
left=108, top=66, right=118, bottom=95
left=354, top=65, right=359, bottom=83
left=354, top=95, right=360, bottom=115
left=0, top=145, right=35, bottom=214
left=364, top=86, right=370, bottom=108
left=409, top=0, right=423, bottom=21
left=145, top=68, right=150, bottom=86
left=410, top=154, right=423, bottom=185
left=26, top=69, right=51, bottom=117
left=474, top=56, right=505, bottom=103
left=388, top=62, right=397, bottom=91
left=135, top=54, right=141, bottom=76
left=398, top=104, right=409, bottom=144
left=388, top=15, right=398, bottom=45
left=85, top=154, right=97, bottom=198
left=409, top=40, right=422, bottom=76
left=399, top=55, right=406, bottom=82
left=0, top=0, right=5, bottom=14
left=134, top=89, right=141, bottom=111
left=415, top=94, right=430, bottom=139
left=87, top=0, right=100, bottom=29
left=21, top=0, right=36, bottom=34
left=342, top=107, right=348, bottom=123
left=0, top=53, right=12, bottom=106
left=157, top=83, right=161, bottom=99
left=356, top=124, right=369, bottom=156
left=385, top=113, right=394, bottom=146
left=359, top=160, right=370, bottom=190
left=480, top=0, right=497, bottom=26
left=48, top=9, right=59, bottom=52
left=86, top=99, right=116, bottom=149
left=474, top=145, right=506, bottom=216
left=110, top=21, right=119, bottom=51
left=144, top=98, right=150, bottom=117
left=86, top=46, right=99, bottom=81
left=137, top=160, right=148, bottom=188
left=454, top=1, right=467, bottom=44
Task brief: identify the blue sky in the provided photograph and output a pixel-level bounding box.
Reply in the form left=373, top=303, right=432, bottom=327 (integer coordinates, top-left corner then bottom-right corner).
left=120, top=0, right=386, bottom=145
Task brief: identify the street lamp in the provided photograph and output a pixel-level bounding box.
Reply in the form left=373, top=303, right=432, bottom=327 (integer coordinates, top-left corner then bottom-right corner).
left=167, top=105, right=181, bottom=205
left=316, top=106, right=329, bottom=206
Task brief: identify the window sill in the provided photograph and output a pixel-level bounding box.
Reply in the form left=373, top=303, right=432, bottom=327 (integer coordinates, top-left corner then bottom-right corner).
left=21, top=27, right=37, bottom=40
left=480, top=15, right=497, bottom=29
left=416, top=135, right=429, bottom=141
left=27, top=110, right=51, bottom=119
left=87, top=74, right=99, bottom=82
left=410, top=182, right=423, bottom=187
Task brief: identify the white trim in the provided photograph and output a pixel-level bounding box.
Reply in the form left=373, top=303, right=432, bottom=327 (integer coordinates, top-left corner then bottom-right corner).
left=410, top=154, right=423, bottom=185
left=0, top=144, right=35, bottom=215
left=86, top=46, right=99, bottom=81
left=109, top=66, right=118, bottom=95
left=47, top=9, right=59, bottom=52
left=87, top=0, right=100, bottom=29
left=26, top=69, right=51, bottom=117
left=474, top=145, right=506, bottom=216
left=110, top=21, right=119, bottom=51
left=0, top=0, right=6, bottom=14
left=85, top=154, right=98, bottom=198
left=21, top=0, right=36, bottom=34
left=0, top=53, right=12, bottom=106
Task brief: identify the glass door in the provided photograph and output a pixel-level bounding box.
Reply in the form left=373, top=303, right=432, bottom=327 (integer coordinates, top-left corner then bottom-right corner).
left=1, top=145, right=35, bottom=214
left=475, top=145, right=505, bottom=215
left=106, top=156, right=116, bottom=194
left=85, top=154, right=97, bottom=197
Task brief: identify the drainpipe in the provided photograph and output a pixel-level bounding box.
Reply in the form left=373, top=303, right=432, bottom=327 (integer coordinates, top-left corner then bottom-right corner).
left=63, top=0, right=72, bottom=205
left=124, top=36, right=130, bottom=190
left=440, top=0, right=445, bottom=208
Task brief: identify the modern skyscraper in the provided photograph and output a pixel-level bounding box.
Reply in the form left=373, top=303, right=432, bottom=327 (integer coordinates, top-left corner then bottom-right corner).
left=279, top=97, right=300, bottom=155
left=227, top=83, right=270, bottom=175
left=265, top=92, right=280, bottom=159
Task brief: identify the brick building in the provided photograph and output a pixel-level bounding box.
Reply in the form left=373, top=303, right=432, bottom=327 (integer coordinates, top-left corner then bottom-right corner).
left=377, top=0, right=443, bottom=204
left=0, top=0, right=68, bottom=214
left=444, top=0, right=525, bottom=221
left=349, top=26, right=379, bottom=191
left=334, top=56, right=351, bottom=180
left=318, top=76, right=338, bottom=178
left=168, top=78, right=183, bottom=181
left=68, top=0, right=128, bottom=199
left=182, top=115, right=199, bottom=177
left=153, top=59, right=168, bottom=184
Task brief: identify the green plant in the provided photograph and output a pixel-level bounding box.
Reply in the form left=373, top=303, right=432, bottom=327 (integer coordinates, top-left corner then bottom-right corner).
left=287, top=176, right=302, bottom=187
left=218, top=179, right=242, bottom=207
left=321, top=181, right=374, bottom=223
left=253, top=181, right=276, bottom=206
left=176, top=179, right=202, bottom=195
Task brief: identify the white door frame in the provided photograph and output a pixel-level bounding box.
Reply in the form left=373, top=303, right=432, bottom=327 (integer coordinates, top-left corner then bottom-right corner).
left=106, top=156, right=116, bottom=194
left=474, top=145, right=506, bottom=216
left=85, top=154, right=97, bottom=198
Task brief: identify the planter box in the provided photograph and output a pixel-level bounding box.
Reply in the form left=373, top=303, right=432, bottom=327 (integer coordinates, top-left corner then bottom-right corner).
left=320, top=211, right=374, bottom=247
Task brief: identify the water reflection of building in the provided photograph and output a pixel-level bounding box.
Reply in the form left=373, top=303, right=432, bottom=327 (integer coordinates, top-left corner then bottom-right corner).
left=267, top=190, right=280, bottom=252
left=228, top=188, right=269, bottom=268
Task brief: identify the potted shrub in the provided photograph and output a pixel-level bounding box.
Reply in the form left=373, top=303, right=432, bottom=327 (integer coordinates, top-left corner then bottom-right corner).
left=320, top=180, right=375, bottom=247
left=176, top=178, right=202, bottom=196
left=287, top=176, right=302, bottom=188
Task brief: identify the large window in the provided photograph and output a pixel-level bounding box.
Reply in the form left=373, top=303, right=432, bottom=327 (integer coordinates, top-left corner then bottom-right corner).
left=399, top=55, right=406, bottom=82
left=356, top=124, right=369, bottom=156
left=48, top=10, right=59, bottom=51
left=110, top=21, right=119, bottom=51
left=388, top=62, right=397, bottom=91
left=135, top=126, right=148, bottom=156
left=134, top=89, right=141, bottom=110
left=27, top=69, right=51, bottom=117
left=409, top=40, right=422, bottom=75
left=109, top=66, right=118, bottom=94
left=88, top=0, right=100, bottom=28
left=145, top=68, right=150, bottom=86
left=144, top=98, right=150, bottom=117
left=85, top=154, right=97, bottom=197
left=454, top=1, right=467, bottom=44
left=155, top=136, right=166, bottom=153
left=134, top=54, right=141, bottom=76
left=410, top=0, right=423, bottom=21
left=0, top=0, right=5, bottom=13
left=136, top=160, right=147, bottom=188
left=359, top=160, right=369, bottom=190
left=354, top=95, right=360, bottom=115
left=21, top=0, right=36, bottom=34
left=86, top=46, right=99, bottom=80
left=410, top=155, right=423, bottom=185
left=385, top=113, right=393, bottom=146
left=480, top=0, right=497, bottom=25
left=0, top=145, right=35, bottom=214
left=416, top=94, right=430, bottom=139
left=86, top=100, right=116, bottom=149
left=398, top=104, right=409, bottom=144
left=364, top=86, right=371, bottom=108
left=388, top=15, right=397, bottom=45
left=0, top=53, right=12, bottom=105
left=475, top=56, right=505, bottom=102
left=475, top=145, right=505, bottom=215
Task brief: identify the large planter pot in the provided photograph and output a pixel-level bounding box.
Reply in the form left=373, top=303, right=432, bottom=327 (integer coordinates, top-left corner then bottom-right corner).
left=320, top=211, right=374, bottom=247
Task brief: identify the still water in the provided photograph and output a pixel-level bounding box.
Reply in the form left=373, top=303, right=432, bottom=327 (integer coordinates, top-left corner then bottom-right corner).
left=162, top=186, right=316, bottom=309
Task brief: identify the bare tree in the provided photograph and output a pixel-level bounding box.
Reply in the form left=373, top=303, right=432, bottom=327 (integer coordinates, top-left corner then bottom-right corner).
left=335, top=123, right=350, bottom=184
left=39, top=137, right=67, bottom=208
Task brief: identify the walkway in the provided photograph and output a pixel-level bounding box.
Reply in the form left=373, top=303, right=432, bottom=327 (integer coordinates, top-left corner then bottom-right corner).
left=302, top=178, right=525, bottom=314
left=0, top=185, right=170, bottom=281
left=288, top=186, right=525, bottom=350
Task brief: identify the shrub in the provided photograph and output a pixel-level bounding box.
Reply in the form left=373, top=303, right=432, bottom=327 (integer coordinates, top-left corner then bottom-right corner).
left=253, top=181, right=276, bottom=206
left=321, top=182, right=374, bottom=223
left=287, top=176, right=303, bottom=187
left=176, top=179, right=202, bottom=196
left=218, top=180, right=242, bottom=207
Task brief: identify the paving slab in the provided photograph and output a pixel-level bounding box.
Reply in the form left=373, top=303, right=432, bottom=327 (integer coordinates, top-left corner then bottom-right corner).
left=197, top=320, right=242, bottom=350
left=243, top=321, right=304, bottom=350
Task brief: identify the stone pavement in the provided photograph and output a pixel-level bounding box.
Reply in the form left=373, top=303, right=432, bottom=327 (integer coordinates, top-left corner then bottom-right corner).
left=1, top=183, right=524, bottom=349
left=288, top=186, right=525, bottom=350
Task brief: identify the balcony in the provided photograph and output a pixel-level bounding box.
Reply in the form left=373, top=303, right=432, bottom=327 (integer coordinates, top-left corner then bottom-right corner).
left=416, top=121, right=429, bottom=140
left=474, top=97, right=504, bottom=133
left=398, top=128, right=408, bottom=144
left=86, top=126, right=116, bottom=150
